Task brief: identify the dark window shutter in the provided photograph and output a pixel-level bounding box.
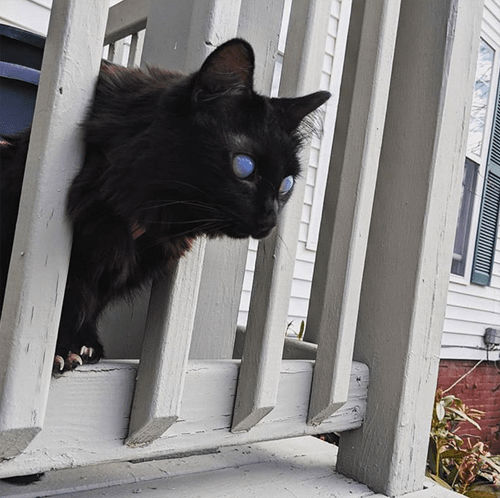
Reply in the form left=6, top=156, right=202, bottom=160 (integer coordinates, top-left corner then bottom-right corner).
left=471, top=88, right=500, bottom=285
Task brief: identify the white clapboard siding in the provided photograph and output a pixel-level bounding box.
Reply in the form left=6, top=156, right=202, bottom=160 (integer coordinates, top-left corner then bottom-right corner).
left=0, top=360, right=368, bottom=478
left=0, top=0, right=126, bottom=37
left=0, top=0, right=51, bottom=35
left=0, top=0, right=110, bottom=460
left=442, top=0, right=500, bottom=361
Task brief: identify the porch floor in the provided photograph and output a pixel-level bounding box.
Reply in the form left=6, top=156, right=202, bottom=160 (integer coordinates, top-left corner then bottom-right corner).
left=0, top=436, right=459, bottom=498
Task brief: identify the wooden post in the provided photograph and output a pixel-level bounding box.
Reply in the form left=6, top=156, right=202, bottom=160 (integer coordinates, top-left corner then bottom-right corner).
left=126, top=0, right=243, bottom=445
left=231, top=0, right=331, bottom=433
left=0, top=0, right=109, bottom=459
left=189, top=0, right=285, bottom=360
left=126, top=241, right=206, bottom=446
left=305, top=0, right=401, bottom=425
left=336, top=0, right=483, bottom=495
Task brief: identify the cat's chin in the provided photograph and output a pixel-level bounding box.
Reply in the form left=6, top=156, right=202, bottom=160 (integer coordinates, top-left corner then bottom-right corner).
left=219, top=226, right=274, bottom=240
left=250, top=227, right=275, bottom=240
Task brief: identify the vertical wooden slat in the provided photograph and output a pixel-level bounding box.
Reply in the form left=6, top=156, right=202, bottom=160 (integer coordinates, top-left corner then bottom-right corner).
left=190, top=0, right=286, bottom=360
left=306, top=0, right=352, bottom=252
left=108, top=42, right=116, bottom=62
left=336, top=0, right=483, bottom=495
left=126, top=0, right=243, bottom=446
left=127, top=31, right=145, bottom=68
left=231, top=0, right=331, bottom=433
left=104, top=0, right=150, bottom=46
left=126, top=240, right=206, bottom=447
left=306, top=0, right=401, bottom=426
left=0, top=0, right=109, bottom=459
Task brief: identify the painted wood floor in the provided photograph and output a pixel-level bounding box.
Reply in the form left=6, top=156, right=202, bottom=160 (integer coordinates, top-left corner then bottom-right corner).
left=0, top=436, right=461, bottom=498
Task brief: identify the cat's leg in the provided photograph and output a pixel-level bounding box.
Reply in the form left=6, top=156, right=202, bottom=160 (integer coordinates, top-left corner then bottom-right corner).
left=54, top=287, right=104, bottom=372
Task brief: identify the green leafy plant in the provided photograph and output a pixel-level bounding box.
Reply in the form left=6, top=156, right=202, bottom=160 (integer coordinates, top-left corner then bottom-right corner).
left=285, top=319, right=305, bottom=340
left=427, top=389, right=500, bottom=496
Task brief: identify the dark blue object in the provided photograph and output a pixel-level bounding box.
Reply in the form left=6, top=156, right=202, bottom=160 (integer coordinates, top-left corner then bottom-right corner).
left=0, top=24, right=45, bottom=135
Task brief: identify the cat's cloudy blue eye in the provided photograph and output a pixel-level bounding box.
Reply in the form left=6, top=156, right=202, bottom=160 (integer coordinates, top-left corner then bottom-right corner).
left=279, top=175, right=294, bottom=195
left=233, top=154, right=255, bottom=179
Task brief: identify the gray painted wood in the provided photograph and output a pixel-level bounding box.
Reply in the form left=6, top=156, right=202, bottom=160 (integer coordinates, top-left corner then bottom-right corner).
left=0, top=360, right=368, bottom=478
left=306, top=0, right=401, bottom=426
left=126, top=241, right=206, bottom=446
left=104, top=0, right=150, bottom=45
left=336, top=0, right=483, bottom=495
left=231, top=0, right=331, bottom=433
left=140, top=0, right=242, bottom=73
left=0, top=438, right=384, bottom=498
left=126, top=0, right=243, bottom=445
left=127, top=30, right=145, bottom=67
left=0, top=0, right=109, bottom=460
left=190, top=0, right=285, bottom=360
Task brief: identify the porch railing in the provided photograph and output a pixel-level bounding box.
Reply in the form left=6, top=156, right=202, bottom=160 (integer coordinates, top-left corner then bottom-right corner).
left=0, top=0, right=483, bottom=496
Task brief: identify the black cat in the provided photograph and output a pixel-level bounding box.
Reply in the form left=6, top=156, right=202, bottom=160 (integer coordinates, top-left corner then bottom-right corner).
left=0, top=38, right=330, bottom=372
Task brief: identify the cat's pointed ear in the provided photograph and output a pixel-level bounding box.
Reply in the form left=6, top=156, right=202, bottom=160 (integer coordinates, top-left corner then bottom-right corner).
left=195, top=38, right=255, bottom=95
left=273, top=91, right=331, bottom=131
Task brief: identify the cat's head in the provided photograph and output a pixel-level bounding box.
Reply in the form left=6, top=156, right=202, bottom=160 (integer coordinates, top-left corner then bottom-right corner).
left=176, top=38, right=330, bottom=240
left=86, top=39, right=329, bottom=242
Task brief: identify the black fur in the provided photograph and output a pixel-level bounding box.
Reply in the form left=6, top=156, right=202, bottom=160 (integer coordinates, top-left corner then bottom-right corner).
left=0, top=39, right=330, bottom=371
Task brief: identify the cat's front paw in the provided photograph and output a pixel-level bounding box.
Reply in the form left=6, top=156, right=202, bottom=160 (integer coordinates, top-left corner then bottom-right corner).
left=53, top=346, right=102, bottom=373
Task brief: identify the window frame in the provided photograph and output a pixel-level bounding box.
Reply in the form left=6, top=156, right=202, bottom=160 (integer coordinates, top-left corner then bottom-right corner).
left=450, top=34, right=500, bottom=285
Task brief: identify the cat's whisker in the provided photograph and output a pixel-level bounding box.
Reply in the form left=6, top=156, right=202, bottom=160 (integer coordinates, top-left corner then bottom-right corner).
left=135, top=217, right=228, bottom=226
left=276, top=232, right=294, bottom=262
left=138, top=200, right=222, bottom=213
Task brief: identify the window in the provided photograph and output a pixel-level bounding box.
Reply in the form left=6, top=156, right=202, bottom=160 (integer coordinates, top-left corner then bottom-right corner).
left=470, top=39, right=500, bottom=285
left=467, top=39, right=494, bottom=158
left=451, top=39, right=495, bottom=279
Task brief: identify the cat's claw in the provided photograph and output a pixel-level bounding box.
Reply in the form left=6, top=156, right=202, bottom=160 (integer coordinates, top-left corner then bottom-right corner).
left=53, top=353, right=84, bottom=372
left=53, top=345, right=100, bottom=374
left=80, top=346, right=94, bottom=358
left=54, top=355, right=65, bottom=371
left=67, top=352, right=83, bottom=367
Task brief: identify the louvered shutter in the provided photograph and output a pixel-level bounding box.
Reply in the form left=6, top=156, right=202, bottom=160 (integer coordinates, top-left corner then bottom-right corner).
left=471, top=87, right=500, bottom=285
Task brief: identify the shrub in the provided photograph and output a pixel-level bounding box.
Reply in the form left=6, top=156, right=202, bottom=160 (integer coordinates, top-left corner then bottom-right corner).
left=427, top=389, right=500, bottom=496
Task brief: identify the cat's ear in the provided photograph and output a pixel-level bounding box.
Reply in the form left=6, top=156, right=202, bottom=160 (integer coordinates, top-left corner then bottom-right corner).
left=273, top=91, right=331, bottom=131
left=195, top=38, right=255, bottom=96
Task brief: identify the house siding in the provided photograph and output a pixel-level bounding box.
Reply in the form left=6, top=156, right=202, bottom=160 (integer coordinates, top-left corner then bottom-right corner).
left=0, top=0, right=51, bottom=35
left=442, top=0, right=500, bottom=360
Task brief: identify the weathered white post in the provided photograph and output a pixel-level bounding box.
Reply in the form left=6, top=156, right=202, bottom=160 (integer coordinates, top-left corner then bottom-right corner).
left=336, top=0, right=483, bottom=495
left=189, top=0, right=286, bottom=360
left=126, top=0, right=244, bottom=446
left=232, top=0, right=331, bottom=432
left=305, top=0, right=401, bottom=425
left=0, top=0, right=109, bottom=459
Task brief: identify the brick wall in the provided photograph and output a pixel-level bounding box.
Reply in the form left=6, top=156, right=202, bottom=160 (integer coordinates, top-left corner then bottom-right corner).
left=437, top=360, right=500, bottom=455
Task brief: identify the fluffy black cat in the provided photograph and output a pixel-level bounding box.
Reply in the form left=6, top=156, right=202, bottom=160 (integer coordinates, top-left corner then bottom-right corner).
left=0, top=38, right=329, bottom=372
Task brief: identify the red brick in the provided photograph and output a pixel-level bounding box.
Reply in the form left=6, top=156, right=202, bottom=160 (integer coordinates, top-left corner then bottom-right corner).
left=437, top=360, right=500, bottom=455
